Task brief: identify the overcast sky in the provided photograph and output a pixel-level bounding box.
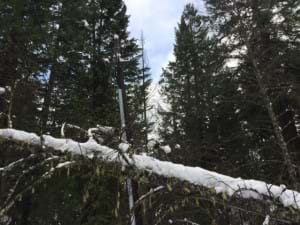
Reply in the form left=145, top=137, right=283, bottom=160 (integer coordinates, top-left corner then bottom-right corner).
left=124, top=0, right=205, bottom=82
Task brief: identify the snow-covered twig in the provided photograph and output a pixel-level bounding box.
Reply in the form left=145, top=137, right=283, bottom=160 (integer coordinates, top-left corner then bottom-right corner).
left=262, top=205, right=277, bottom=225
left=169, top=218, right=200, bottom=225
left=133, top=186, right=165, bottom=211
left=0, top=157, right=75, bottom=217
left=0, top=154, right=36, bottom=176
left=96, top=124, right=115, bottom=136
left=61, top=123, right=88, bottom=136
left=0, top=87, right=5, bottom=95
left=60, top=123, right=115, bottom=144
left=0, top=128, right=300, bottom=210
left=2, top=156, right=60, bottom=208
left=262, top=215, right=270, bottom=225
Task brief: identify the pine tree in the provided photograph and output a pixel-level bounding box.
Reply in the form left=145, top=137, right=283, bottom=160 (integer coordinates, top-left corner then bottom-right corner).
left=0, top=0, right=50, bottom=131
left=127, top=33, right=152, bottom=150
left=0, top=0, right=151, bottom=224
left=205, top=0, right=300, bottom=188
left=159, top=4, right=246, bottom=172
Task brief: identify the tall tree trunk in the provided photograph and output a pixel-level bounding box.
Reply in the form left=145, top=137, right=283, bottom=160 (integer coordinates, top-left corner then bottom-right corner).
left=249, top=49, right=299, bottom=189
left=7, top=80, right=18, bottom=128
left=140, top=33, right=148, bottom=148
left=41, top=66, right=56, bottom=133
left=91, top=3, right=97, bottom=112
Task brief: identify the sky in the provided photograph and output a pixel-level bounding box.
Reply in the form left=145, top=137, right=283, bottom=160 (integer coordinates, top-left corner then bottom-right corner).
left=124, top=0, right=205, bottom=82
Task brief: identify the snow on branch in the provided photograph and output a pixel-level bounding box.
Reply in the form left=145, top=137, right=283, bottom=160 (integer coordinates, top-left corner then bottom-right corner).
left=0, top=154, right=37, bottom=176
left=0, top=128, right=300, bottom=209
left=60, top=123, right=115, bottom=144
left=0, top=87, right=5, bottom=95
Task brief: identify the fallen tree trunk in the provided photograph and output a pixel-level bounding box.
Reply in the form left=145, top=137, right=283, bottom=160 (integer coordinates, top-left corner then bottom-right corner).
left=0, top=128, right=299, bottom=210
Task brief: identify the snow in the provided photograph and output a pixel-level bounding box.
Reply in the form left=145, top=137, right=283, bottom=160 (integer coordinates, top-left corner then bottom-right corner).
left=103, top=57, right=110, bottom=63
left=0, top=87, right=5, bottom=95
left=262, top=215, right=270, bottom=225
left=272, top=14, right=284, bottom=24
left=118, top=143, right=130, bottom=153
left=226, top=58, right=239, bottom=68
left=262, top=204, right=276, bottom=225
left=1, top=128, right=300, bottom=209
left=82, top=19, right=89, bottom=27
left=96, top=124, right=115, bottom=135
left=137, top=185, right=164, bottom=203
left=175, top=144, right=181, bottom=150
left=147, top=139, right=158, bottom=150
left=0, top=155, right=35, bottom=173
left=60, top=122, right=66, bottom=137
left=160, top=145, right=171, bottom=154
left=294, top=113, right=300, bottom=134
left=147, top=83, right=170, bottom=140
left=57, top=56, right=66, bottom=63
left=88, top=128, right=98, bottom=137
left=55, top=161, right=74, bottom=169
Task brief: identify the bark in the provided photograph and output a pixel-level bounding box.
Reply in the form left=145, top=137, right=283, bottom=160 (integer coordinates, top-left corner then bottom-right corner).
left=140, top=34, right=148, bottom=147
left=7, top=80, right=18, bottom=128
left=91, top=2, right=98, bottom=112
left=41, top=66, right=56, bottom=133
left=249, top=50, right=299, bottom=190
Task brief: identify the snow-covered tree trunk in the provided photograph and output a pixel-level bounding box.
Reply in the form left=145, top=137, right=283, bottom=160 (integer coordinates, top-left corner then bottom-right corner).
left=0, top=128, right=300, bottom=218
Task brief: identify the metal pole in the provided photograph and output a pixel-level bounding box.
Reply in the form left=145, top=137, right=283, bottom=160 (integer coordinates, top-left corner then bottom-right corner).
left=117, top=88, right=136, bottom=225
left=114, top=35, right=136, bottom=225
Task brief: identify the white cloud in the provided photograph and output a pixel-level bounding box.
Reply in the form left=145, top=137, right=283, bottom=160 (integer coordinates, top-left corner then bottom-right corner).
left=124, top=0, right=205, bottom=82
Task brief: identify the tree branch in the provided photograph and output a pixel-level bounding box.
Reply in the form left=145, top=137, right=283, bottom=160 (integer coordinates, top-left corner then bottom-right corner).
left=0, top=128, right=299, bottom=210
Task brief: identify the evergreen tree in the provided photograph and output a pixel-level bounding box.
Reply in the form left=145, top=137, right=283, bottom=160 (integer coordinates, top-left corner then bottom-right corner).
left=127, top=33, right=152, bottom=150
left=158, top=3, right=300, bottom=223
left=205, top=0, right=300, bottom=188
left=159, top=4, right=248, bottom=174
left=0, top=0, right=50, bottom=131
left=0, top=0, right=151, bottom=224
